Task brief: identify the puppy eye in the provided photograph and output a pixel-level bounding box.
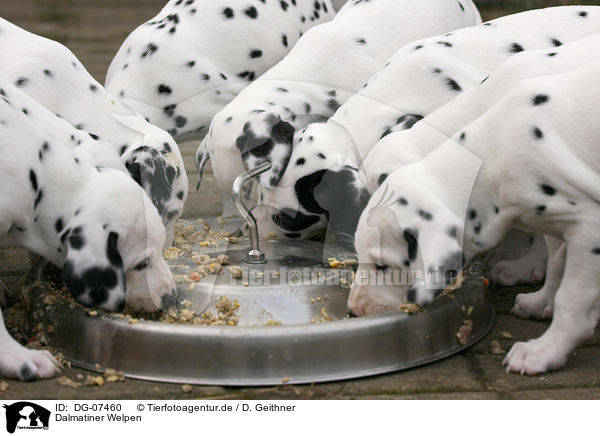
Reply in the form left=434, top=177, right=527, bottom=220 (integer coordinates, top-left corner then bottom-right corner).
left=375, top=263, right=389, bottom=271
left=133, top=258, right=149, bottom=271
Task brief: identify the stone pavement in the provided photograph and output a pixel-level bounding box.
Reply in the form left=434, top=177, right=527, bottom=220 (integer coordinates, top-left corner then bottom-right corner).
left=1, top=0, right=599, bottom=400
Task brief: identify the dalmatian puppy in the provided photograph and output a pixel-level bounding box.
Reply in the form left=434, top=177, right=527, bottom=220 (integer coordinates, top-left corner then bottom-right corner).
left=105, top=0, right=336, bottom=142
left=350, top=59, right=600, bottom=374
left=0, top=18, right=188, bottom=247
left=0, top=79, right=176, bottom=380
left=197, top=0, right=481, bottom=219
left=362, top=33, right=600, bottom=285
left=267, top=6, right=600, bottom=247
left=353, top=33, right=600, bottom=310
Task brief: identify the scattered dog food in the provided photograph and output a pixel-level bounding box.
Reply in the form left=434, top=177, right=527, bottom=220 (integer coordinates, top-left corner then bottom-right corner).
left=490, top=340, right=507, bottom=354
left=456, top=320, right=473, bottom=345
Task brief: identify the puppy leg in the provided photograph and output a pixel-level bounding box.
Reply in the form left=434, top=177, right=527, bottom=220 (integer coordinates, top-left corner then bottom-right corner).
left=504, top=238, right=600, bottom=375
left=489, top=232, right=548, bottom=286
left=0, top=309, right=62, bottom=380
left=511, top=236, right=564, bottom=320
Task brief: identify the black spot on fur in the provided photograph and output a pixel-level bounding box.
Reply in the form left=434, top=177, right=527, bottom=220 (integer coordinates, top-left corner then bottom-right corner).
left=377, top=173, right=388, bottom=186
left=404, top=229, right=419, bottom=261
left=157, top=84, right=172, bottom=95
left=55, top=218, right=64, bottom=233
left=541, top=184, right=556, bottom=196
left=175, top=116, right=187, bottom=127
left=592, top=247, right=600, bottom=255
left=418, top=210, right=433, bottom=221
left=468, top=209, right=477, bottom=220
left=509, top=43, right=524, bottom=53
left=15, top=77, right=29, bottom=88
left=295, top=158, right=306, bottom=166
left=249, top=49, right=263, bottom=58
left=578, top=11, right=588, bottom=17
left=106, top=232, right=123, bottom=267
left=533, top=94, right=549, bottom=105
left=244, top=6, right=258, bottom=18
left=281, top=34, right=288, bottom=47
left=163, top=104, right=177, bottom=117
left=532, top=126, right=544, bottom=139
left=446, top=78, right=462, bottom=92
left=222, top=7, right=234, bottom=18
left=550, top=38, right=562, bottom=47
left=89, top=84, right=98, bottom=93
left=29, top=169, right=38, bottom=192
left=536, top=205, right=546, bottom=214
left=398, top=197, right=408, bottom=206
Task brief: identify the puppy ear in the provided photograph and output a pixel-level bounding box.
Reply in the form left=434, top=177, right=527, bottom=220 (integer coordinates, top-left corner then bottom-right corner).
left=295, top=168, right=370, bottom=250
left=236, top=113, right=295, bottom=188
left=61, top=227, right=126, bottom=311
left=123, top=146, right=177, bottom=219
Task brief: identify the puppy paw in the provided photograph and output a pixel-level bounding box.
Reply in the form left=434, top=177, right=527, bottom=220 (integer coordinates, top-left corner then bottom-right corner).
left=511, top=288, right=555, bottom=320
left=490, top=260, right=545, bottom=286
left=503, top=339, right=566, bottom=375
left=0, top=349, right=62, bottom=381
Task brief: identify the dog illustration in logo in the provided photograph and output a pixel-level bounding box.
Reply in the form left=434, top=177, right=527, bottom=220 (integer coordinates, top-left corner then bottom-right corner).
left=3, top=402, right=50, bottom=433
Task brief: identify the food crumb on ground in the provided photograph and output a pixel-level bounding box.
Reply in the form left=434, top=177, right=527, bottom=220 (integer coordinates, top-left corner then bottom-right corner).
left=57, top=376, right=82, bottom=388
left=490, top=340, right=507, bottom=354
left=182, top=384, right=192, bottom=393
left=0, top=381, right=8, bottom=392
left=84, top=375, right=105, bottom=387
left=499, top=331, right=513, bottom=340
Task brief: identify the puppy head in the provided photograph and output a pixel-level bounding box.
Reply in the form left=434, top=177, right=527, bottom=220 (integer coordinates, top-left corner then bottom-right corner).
left=116, top=115, right=188, bottom=247
left=61, top=169, right=176, bottom=312
left=257, top=122, right=369, bottom=247
left=348, top=172, right=464, bottom=316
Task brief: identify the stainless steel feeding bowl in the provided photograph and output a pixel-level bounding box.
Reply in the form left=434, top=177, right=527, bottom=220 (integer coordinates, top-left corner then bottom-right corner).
left=23, top=164, right=494, bottom=385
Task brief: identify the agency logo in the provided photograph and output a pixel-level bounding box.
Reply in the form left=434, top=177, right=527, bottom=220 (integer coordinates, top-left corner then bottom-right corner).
left=3, top=402, right=50, bottom=434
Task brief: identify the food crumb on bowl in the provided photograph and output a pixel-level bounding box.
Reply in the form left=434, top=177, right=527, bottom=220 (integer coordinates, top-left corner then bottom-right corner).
left=456, top=319, right=473, bottom=345
left=397, top=303, right=421, bottom=314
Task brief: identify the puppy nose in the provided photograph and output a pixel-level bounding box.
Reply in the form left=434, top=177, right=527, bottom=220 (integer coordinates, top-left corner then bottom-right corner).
left=160, top=288, right=179, bottom=309
left=347, top=309, right=358, bottom=318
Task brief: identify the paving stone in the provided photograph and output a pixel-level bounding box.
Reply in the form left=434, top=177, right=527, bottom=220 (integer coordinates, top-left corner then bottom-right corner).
left=0, top=368, right=226, bottom=400
left=357, top=391, right=501, bottom=400
left=315, top=356, right=483, bottom=397
left=466, top=314, right=550, bottom=355
left=0, top=247, right=31, bottom=276
left=474, top=347, right=600, bottom=393
left=507, top=388, right=600, bottom=400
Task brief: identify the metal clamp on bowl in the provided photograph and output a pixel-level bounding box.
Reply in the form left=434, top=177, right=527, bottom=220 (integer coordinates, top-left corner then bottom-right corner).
left=232, top=161, right=272, bottom=264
